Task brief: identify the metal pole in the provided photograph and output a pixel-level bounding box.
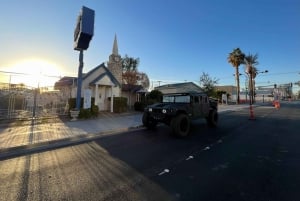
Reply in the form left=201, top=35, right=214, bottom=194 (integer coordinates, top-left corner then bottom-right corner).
left=250, top=73, right=253, bottom=105
left=76, top=50, right=84, bottom=110
left=9, top=74, right=11, bottom=92
left=32, top=87, right=38, bottom=118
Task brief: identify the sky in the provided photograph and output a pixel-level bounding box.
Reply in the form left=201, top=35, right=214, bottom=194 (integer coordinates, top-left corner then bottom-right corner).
left=0, top=0, right=300, bottom=91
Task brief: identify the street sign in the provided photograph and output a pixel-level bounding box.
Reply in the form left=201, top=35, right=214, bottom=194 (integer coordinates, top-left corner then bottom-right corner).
left=74, top=6, right=95, bottom=51
left=83, top=89, right=91, bottom=109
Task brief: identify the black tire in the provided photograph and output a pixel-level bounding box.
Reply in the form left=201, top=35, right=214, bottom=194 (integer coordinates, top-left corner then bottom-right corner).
left=142, top=112, right=157, bottom=129
left=207, top=109, right=218, bottom=127
left=171, top=114, right=190, bottom=137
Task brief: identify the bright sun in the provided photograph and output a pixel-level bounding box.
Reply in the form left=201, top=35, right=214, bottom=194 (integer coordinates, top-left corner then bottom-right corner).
left=9, top=59, right=62, bottom=88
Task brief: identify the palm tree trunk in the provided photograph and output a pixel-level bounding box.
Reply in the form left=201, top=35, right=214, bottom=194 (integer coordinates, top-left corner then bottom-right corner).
left=235, top=67, right=240, bottom=104
left=249, top=74, right=253, bottom=105
left=252, top=79, right=255, bottom=103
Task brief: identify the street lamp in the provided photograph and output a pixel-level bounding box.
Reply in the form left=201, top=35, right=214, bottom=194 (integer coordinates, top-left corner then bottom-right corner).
left=253, top=70, right=268, bottom=103
left=245, top=68, right=269, bottom=120
left=245, top=66, right=255, bottom=120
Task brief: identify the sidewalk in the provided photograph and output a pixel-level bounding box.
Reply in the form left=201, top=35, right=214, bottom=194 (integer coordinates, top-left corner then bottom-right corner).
left=0, top=103, right=265, bottom=159
left=0, top=112, right=144, bottom=159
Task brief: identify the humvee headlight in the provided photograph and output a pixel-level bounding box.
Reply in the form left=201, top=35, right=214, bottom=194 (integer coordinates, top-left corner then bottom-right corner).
left=148, top=108, right=152, bottom=112
left=162, top=109, right=167, bottom=113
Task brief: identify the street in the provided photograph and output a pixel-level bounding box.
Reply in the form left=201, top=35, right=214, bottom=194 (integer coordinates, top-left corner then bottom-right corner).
left=0, top=102, right=300, bottom=201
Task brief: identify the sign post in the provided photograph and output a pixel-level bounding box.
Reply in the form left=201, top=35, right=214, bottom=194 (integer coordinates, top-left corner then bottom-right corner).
left=73, top=6, right=95, bottom=111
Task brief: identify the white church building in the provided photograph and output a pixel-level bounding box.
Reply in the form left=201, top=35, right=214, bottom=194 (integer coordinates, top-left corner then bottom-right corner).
left=55, top=35, right=124, bottom=112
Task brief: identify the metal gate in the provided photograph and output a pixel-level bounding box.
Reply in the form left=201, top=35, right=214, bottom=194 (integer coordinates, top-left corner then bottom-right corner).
left=0, top=83, right=69, bottom=120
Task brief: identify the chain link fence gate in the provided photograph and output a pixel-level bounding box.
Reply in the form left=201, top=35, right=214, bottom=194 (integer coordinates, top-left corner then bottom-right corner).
left=0, top=72, right=70, bottom=121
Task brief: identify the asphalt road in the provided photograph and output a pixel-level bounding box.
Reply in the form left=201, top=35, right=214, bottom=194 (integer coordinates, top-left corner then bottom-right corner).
left=0, top=102, right=299, bottom=201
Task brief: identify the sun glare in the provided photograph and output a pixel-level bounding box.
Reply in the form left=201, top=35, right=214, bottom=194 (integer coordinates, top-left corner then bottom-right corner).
left=9, top=59, right=62, bottom=88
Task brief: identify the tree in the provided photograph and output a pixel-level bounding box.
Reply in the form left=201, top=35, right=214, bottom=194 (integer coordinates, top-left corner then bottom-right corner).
left=199, top=72, right=219, bottom=97
left=215, top=90, right=229, bottom=103
left=244, top=53, right=259, bottom=104
left=146, top=90, right=162, bottom=104
left=121, top=54, right=139, bottom=109
left=228, top=48, right=245, bottom=104
left=138, top=72, right=150, bottom=90
left=122, top=54, right=139, bottom=86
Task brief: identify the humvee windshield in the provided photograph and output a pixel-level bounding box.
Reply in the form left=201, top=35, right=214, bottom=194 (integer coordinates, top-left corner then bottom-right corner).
left=162, top=95, right=190, bottom=103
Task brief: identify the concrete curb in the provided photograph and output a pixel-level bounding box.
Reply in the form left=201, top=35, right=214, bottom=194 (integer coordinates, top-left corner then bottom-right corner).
left=0, top=125, right=145, bottom=161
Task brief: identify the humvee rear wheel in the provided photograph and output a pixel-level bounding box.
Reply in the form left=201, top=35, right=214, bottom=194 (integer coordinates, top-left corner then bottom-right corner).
left=142, top=112, right=157, bottom=129
left=171, top=114, right=190, bottom=137
left=207, top=109, right=218, bottom=127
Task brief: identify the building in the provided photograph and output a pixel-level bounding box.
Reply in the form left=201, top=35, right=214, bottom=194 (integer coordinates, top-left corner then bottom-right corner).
left=55, top=35, right=151, bottom=111
left=122, top=72, right=150, bottom=107
left=155, top=82, right=202, bottom=94
left=215, top=85, right=277, bottom=103
left=215, top=85, right=237, bottom=101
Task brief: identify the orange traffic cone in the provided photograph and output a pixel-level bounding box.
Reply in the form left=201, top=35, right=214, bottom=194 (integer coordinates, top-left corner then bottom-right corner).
left=249, top=104, right=256, bottom=120
left=274, top=101, right=280, bottom=109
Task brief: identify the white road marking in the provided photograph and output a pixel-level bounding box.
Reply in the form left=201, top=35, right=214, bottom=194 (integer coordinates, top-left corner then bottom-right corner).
left=203, top=146, right=210, bottom=151
left=186, top=155, right=194, bottom=160
left=158, top=169, right=170, bottom=176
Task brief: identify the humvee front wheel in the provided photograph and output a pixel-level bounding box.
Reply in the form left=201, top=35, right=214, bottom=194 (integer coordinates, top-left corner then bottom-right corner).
left=142, top=112, right=157, bottom=129
left=207, top=109, right=218, bottom=127
left=171, top=114, right=190, bottom=137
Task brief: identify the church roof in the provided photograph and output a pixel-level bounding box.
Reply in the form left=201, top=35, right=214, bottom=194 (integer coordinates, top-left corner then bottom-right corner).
left=54, top=76, right=76, bottom=89
left=54, top=63, right=121, bottom=88
left=89, top=64, right=121, bottom=87
left=122, top=84, right=143, bottom=93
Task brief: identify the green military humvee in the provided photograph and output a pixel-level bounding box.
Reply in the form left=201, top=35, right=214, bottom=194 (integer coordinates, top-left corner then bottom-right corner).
left=142, top=92, right=218, bottom=137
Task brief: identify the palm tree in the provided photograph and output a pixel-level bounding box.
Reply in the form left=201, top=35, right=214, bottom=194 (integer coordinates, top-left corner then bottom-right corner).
left=227, top=48, right=245, bottom=104
left=244, top=54, right=259, bottom=104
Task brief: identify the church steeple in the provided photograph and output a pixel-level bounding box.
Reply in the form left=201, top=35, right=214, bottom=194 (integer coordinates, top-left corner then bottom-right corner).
left=112, top=34, right=119, bottom=56
left=108, top=34, right=122, bottom=86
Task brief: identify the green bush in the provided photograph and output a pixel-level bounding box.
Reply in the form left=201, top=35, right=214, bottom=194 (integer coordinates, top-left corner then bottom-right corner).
left=138, top=90, right=163, bottom=107
left=91, top=105, right=99, bottom=117
left=146, top=90, right=162, bottom=102
left=68, top=97, right=98, bottom=118
left=79, top=108, right=92, bottom=119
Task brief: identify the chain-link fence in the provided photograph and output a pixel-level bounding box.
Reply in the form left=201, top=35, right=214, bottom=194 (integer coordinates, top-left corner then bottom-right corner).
left=0, top=72, right=69, bottom=121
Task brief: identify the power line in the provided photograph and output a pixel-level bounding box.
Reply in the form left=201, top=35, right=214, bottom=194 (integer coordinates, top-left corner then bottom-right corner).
left=254, top=71, right=300, bottom=76
left=0, top=70, right=62, bottom=78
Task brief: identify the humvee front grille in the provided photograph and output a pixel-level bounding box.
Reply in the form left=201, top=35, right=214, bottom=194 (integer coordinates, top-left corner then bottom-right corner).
left=152, top=113, right=165, bottom=120
left=152, top=108, right=162, bottom=113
